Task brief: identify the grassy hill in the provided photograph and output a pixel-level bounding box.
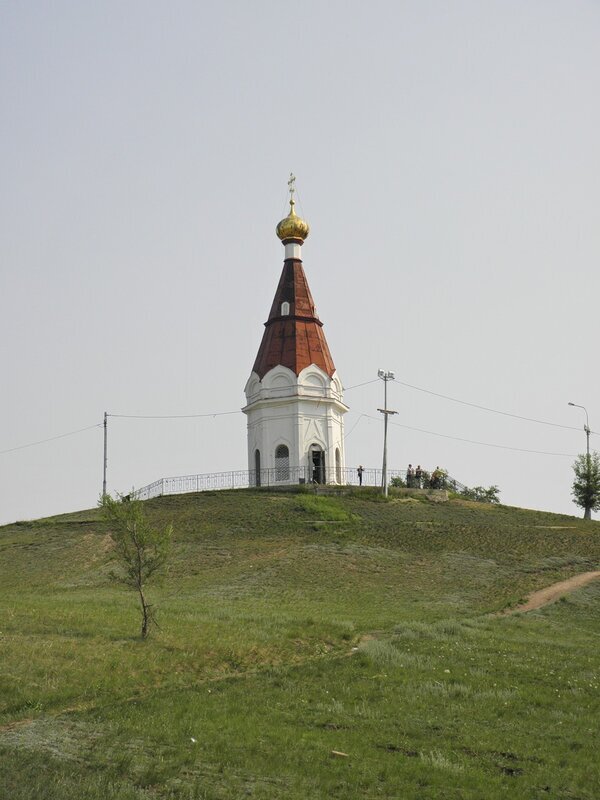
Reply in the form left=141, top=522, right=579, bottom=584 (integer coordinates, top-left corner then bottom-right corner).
left=1, top=488, right=599, bottom=799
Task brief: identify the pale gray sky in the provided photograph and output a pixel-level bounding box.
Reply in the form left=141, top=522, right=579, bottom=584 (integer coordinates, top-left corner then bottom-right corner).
left=1, top=1, right=599, bottom=524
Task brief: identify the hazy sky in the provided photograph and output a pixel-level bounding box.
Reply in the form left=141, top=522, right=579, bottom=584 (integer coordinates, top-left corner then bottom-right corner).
left=1, top=1, right=599, bottom=525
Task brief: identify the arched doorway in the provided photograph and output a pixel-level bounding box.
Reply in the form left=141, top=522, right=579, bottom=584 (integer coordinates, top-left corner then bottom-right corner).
left=254, top=449, right=261, bottom=487
left=310, top=445, right=325, bottom=484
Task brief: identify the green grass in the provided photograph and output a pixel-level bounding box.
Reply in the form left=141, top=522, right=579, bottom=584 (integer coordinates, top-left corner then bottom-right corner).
left=1, top=490, right=599, bottom=798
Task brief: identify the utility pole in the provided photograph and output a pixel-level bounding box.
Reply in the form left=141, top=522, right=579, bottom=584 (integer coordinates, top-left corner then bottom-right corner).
left=103, top=411, right=108, bottom=498
left=377, top=369, right=397, bottom=497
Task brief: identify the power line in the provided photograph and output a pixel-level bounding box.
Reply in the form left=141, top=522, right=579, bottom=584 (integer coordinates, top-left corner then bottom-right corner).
left=0, top=423, right=102, bottom=456
left=344, top=375, right=597, bottom=437
left=0, top=375, right=588, bottom=460
left=108, top=379, right=378, bottom=420
left=356, top=412, right=577, bottom=458
left=110, top=376, right=587, bottom=437
left=343, top=413, right=367, bottom=441
left=343, top=379, right=380, bottom=391
left=109, top=411, right=241, bottom=420
left=393, top=379, right=587, bottom=433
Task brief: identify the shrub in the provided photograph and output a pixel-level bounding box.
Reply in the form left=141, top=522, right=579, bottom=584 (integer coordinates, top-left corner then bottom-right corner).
left=389, top=476, right=406, bottom=488
left=461, top=485, right=500, bottom=504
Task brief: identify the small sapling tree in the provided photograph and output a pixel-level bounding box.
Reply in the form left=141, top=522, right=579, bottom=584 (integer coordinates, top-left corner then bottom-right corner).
left=100, top=493, right=172, bottom=638
left=571, top=452, right=600, bottom=520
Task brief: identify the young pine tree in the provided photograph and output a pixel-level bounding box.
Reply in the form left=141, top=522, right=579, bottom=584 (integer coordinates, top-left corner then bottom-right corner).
left=571, top=452, right=600, bottom=521
left=100, top=493, right=172, bottom=638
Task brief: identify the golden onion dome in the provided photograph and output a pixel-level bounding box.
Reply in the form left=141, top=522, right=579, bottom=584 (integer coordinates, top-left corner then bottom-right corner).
left=276, top=198, right=310, bottom=243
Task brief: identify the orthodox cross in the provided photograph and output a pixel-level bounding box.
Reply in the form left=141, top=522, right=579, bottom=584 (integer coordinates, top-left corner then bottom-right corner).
left=288, top=173, right=296, bottom=204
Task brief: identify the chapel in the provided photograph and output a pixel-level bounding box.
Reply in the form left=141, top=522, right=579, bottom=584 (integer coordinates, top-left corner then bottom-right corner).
left=242, top=178, right=348, bottom=485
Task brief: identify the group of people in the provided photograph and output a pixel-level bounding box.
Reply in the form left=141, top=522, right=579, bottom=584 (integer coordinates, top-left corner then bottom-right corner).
left=406, top=464, right=445, bottom=489
left=356, top=464, right=446, bottom=489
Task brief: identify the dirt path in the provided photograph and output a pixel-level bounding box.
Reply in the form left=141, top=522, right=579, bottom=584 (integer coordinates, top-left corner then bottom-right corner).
left=499, top=570, right=600, bottom=616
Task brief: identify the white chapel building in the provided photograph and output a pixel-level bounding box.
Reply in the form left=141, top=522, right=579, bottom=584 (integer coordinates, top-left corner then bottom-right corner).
left=243, top=180, right=348, bottom=486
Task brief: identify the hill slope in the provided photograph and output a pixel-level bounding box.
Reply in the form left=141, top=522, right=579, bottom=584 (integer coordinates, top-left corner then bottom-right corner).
left=1, top=490, right=599, bottom=799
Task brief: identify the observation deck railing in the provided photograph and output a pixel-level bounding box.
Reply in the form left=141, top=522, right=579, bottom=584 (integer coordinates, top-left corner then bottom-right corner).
left=133, top=468, right=469, bottom=501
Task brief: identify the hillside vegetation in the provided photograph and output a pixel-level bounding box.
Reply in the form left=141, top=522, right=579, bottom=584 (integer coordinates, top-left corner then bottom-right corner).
left=0, top=489, right=599, bottom=799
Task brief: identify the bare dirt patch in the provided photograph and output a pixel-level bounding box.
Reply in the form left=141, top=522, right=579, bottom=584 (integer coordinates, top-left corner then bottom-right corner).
left=499, top=571, right=600, bottom=616
left=532, top=526, right=577, bottom=530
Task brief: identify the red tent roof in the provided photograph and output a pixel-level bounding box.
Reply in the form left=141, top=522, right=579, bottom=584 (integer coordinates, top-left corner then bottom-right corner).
left=252, top=258, right=336, bottom=380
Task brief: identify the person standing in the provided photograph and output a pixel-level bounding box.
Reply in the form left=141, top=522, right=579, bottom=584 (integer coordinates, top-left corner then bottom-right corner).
left=407, top=464, right=415, bottom=488
left=357, top=465, right=364, bottom=486
left=415, top=465, right=422, bottom=488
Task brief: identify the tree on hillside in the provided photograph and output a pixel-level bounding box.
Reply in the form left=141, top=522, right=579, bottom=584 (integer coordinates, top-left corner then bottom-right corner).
left=461, top=485, right=500, bottom=504
left=100, top=493, right=172, bottom=638
left=571, top=452, right=600, bottom=521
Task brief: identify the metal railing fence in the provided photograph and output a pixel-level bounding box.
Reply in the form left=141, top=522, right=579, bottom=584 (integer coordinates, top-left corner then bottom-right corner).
left=132, top=467, right=468, bottom=501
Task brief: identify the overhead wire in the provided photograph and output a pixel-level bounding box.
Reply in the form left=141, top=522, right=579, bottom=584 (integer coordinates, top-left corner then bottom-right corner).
left=0, top=380, right=369, bottom=457
left=354, top=411, right=577, bottom=458
left=109, top=411, right=240, bottom=420
left=0, top=376, right=589, bottom=460
left=343, top=378, right=380, bottom=391
left=393, top=377, right=592, bottom=434
left=343, top=413, right=367, bottom=441
left=0, top=423, right=102, bottom=456
left=106, top=380, right=376, bottom=420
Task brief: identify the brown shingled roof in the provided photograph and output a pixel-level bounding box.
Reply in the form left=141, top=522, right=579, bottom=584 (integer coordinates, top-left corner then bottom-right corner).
left=252, top=258, right=336, bottom=380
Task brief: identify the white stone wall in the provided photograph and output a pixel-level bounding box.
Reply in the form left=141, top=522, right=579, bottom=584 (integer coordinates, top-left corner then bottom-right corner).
left=242, top=365, right=348, bottom=483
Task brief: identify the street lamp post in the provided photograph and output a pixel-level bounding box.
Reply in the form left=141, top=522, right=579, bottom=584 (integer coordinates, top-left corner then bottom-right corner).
left=568, top=402, right=590, bottom=459
left=103, top=411, right=108, bottom=498
left=568, top=401, right=592, bottom=520
left=377, top=369, right=397, bottom=497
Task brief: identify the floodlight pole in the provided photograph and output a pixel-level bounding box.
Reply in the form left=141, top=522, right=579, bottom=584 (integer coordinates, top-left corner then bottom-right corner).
left=378, top=369, right=397, bottom=497
left=103, top=411, right=108, bottom=498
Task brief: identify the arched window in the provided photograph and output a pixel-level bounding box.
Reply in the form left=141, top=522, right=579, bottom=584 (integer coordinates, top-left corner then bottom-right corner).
left=335, top=448, right=341, bottom=484
left=275, top=444, right=290, bottom=481
left=281, top=301, right=290, bottom=316
left=254, top=449, right=261, bottom=487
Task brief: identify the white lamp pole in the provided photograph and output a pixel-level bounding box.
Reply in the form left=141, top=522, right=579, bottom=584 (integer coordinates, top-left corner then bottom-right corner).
left=568, top=402, right=590, bottom=460
left=569, top=401, right=592, bottom=520
left=377, top=369, right=397, bottom=497
left=102, top=411, right=108, bottom=498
